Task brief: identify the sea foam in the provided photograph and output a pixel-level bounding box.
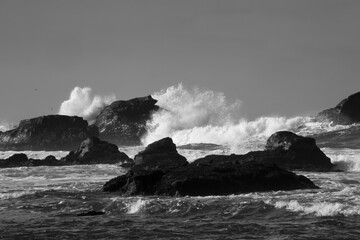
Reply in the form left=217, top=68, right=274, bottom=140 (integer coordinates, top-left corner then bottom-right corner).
left=142, top=84, right=351, bottom=153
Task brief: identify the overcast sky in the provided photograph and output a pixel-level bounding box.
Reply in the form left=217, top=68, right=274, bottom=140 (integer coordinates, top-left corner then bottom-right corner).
left=1, top=0, right=360, bottom=125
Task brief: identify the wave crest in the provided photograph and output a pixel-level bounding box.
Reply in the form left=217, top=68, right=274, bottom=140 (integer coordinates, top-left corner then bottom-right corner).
left=142, top=84, right=307, bottom=152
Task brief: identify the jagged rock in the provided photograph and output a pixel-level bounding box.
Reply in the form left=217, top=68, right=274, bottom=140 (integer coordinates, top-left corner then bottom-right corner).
left=0, top=115, right=99, bottom=151
left=317, top=91, right=360, bottom=125
left=261, top=131, right=333, bottom=171
left=133, top=137, right=188, bottom=171
left=94, top=95, right=159, bottom=146
left=61, top=137, right=131, bottom=165
left=103, top=137, right=319, bottom=196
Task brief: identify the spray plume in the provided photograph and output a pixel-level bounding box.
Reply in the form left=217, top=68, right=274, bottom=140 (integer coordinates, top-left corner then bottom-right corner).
left=58, top=87, right=115, bottom=123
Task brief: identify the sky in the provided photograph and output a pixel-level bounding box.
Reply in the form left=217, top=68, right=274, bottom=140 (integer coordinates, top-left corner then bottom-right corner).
left=1, top=0, right=360, bottom=126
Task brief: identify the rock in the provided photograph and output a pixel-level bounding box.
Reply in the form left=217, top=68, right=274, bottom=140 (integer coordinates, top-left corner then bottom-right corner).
left=61, top=137, right=131, bottom=165
left=77, top=210, right=105, bottom=217
left=133, top=137, right=188, bottom=171
left=94, top=95, right=159, bottom=146
left=95, top=96, right=159, bottom=146
left=317, top=91, right=360, bottom=125
left=0, top=154, right=62, bottom=168
left=0, top=137, right=132, bottom=168
left=103, top=137, right=319, bottom=196
left=262, top=131, right=333, bottom=171
left=157, top=160, right=318, bottom=196
left=28, top=155, right=62, bottom=167
left=104, top=156, right=318, bottom=196
left=0, top=115, right=99, bottom=151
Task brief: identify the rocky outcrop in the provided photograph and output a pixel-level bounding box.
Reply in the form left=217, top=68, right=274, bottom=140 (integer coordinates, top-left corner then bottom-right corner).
left=133, top=137, right=188, bottom=171
left=0, top=115, right=99, bottom=151
left=253, top=131, right=333, bottom=171
left=103, top=136, right=319, bottom=196
left=0, top=154, right=62, bottom=168
left=0, top=137, right=132, bottom=168
left=94, top=95, right=159, bottom=146
left=317, top=91, right=360, bottom=125
left=61, top=137, right=131, bottom=165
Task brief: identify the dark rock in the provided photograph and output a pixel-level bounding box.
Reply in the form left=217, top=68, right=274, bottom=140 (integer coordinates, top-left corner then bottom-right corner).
left=77, top=210, right=105, bottom=217
left=94, top=95, right=159, bottom=146
left=61, top=137, right=131, bottom=165
left=133, top=137, right=188, bottom=171
left=103, top=137, right=319, bottom=196
left=103, top=169, right=165, bottom=195
left=0, top=153, right=29, bottom=168
left=0, top=154, right=62, bottom=168
left=0, top=137, right=132, bottom=168
left=0, top=115, right=99, bottom=151
left=28, top=155, right=62, bottom=167
left=156, top=160, right=318, bottom=196
left=262, top=131, right=333, bottom=171
left=317, top=92, right=360, bottom=125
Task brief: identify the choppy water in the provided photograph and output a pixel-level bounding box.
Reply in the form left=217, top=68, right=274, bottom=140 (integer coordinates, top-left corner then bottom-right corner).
left=1, top=146, right=360, bottom=239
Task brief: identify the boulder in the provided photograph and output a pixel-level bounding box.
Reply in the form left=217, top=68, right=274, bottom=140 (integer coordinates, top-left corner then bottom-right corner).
left=61, top=137, right=131, bottom=165
left=133, top=137, right=188, bottom=171
left=0, top=115, right=99, bottom=151
left=261, top=131, right=333, bottom=171
left=94, top=95, right=159, bottom=146
left=103, top=137, right=319, bottom=196
left=317, top=91, right=360, bottom=125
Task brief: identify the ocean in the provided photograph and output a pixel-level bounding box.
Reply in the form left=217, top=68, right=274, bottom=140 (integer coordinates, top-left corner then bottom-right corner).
left=1, top=85, right=360, bottom=239
left=0, top=144, right=360, bottom=239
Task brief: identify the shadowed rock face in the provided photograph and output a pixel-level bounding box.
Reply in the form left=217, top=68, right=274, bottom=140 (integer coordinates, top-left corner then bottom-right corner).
left=62, top=137, right=131, bottom=165
left=0, top=154, right=62, bottom=168
left=317, top=92, right=360, bottom=125
left=0, top=137, right=132, bottom=168
left=103, top=136, right=320, bottom=197
left=261, top=131, right=333, bottom=171
left=94, top=95, right=159, bottom=146
left=133, top=137, right=188, bottom=171
left=0, top=115, right=98, bottom=151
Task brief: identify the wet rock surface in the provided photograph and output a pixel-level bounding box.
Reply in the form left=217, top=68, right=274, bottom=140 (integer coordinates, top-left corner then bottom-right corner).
left=103, top=135, right=321, bottom=196
left=0, top=115, right=98, bottom=151
left=94, top=95, right=159, bottom=146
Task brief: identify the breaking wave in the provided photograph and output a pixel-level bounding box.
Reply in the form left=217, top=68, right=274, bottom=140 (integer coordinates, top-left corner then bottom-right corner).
left=58, top=87, right=115, bottom=123
left=273, top=200, right=360, bottom=217
left=142, top=84, right=351, bottom=153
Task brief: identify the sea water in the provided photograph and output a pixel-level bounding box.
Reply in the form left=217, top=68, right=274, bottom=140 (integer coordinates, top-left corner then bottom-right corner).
left=0, top=146, right=359, bottom=239
left=1, top=85, right=359, bottom=239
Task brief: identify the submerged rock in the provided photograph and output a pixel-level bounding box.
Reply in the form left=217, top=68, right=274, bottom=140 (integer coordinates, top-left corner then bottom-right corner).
left=61, top=137, right=131, bottom=165
left=94, top=95, right=159, bottom=146
left=317, top=91, right=360, bottom=125
left=103, top=136, right=319, bottom=196
left=77, top=210, right=106, bottom=217
left=0, top=115, right=98, bottom=151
